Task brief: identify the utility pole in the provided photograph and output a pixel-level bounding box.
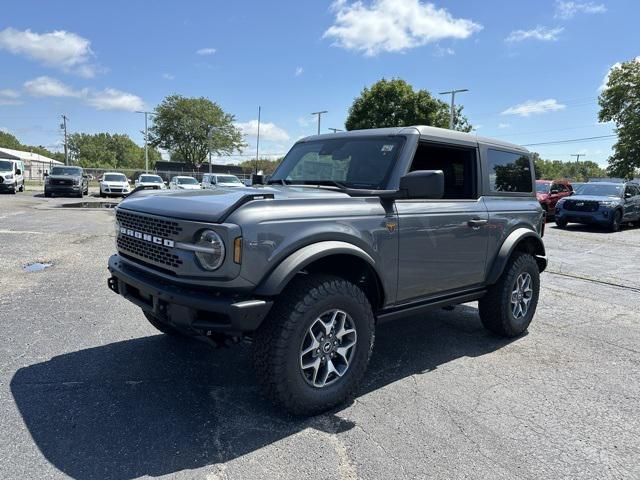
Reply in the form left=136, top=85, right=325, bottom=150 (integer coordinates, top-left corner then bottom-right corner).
left=571, top=153, right=586, bottom=163
left=328, top=128, right=343, bottom=133
left=311, top=110, right=328, bottom=135
left=136, top=111, right=156, bottom=173
left=255, top=106, right=261, bottom=175
left=439, top=89, right=468, bottom=130
left=60, top=115, right=69, bottom=165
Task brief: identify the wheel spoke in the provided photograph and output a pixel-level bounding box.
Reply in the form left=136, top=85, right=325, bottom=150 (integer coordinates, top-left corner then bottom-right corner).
left=301, top=335, right=320, bottom=357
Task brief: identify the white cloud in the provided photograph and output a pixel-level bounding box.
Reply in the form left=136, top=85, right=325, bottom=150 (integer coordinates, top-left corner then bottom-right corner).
left=23, top=76, right=144, bottom=111
left=498, top=122, right=511, bottom=129
left=162, top=73, right=175, bottom=80
left=23, top=76, right=84, bottom=97
left=506, top=26, right=563, bottom=43
left=599, top=56, right=640, bottom=91
left=236, top=120, right=290, bottom=142
left=294, top=66, right=304, bottom=77
left=196, top=47, right=216, bottom=55
left=0, top=27, right=100, bottom=77
left=554, top=1, right=606, bottom=19
left=502, top=99, right=566, bottom=117
left=0, top=99, right=22, bottom=106
left=0, top=88, right=20, bottom=99
left=85, top=88, right=145, bottom=111
left=323, top=0, right=482, bottom=56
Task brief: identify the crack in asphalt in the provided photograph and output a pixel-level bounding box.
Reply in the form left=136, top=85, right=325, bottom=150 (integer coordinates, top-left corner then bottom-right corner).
left=546, top=270, right=640, bottom=293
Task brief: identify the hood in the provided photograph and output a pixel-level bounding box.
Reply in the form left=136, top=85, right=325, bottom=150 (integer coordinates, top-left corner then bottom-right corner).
left=176, top=184, right=201, bottom=190
left=118, top=185, right=350, bottom=223
left=562, top=194, right=621, bottom=203
left=217, top=182, right=244, bottom=187
left=102, top=180, right=128, bottom=185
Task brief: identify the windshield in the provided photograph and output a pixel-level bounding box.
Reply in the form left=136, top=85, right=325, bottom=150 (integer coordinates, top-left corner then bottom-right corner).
left=577, top=183, right=623, bottom=197
left=51, top=167, right=82, bottom=176
left=536, top=182, right=551, bottom=193
left=139, top=175, right=162, bottom=183
left=0, top=160, right=15, bottom=171
left=104, top=174, right=126, bottom=182
left=270, top=136, right=405, bottom=189
left=217, top=175, right=242, bottom=184
left=177, top=177, right=198, bottom=185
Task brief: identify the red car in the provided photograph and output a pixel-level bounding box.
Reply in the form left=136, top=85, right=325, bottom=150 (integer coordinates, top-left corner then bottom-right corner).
left=536, top=179, right=573, bottom=217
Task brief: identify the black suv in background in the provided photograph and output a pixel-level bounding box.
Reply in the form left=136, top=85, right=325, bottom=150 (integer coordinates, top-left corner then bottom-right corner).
left=44, top=166, right=89, bottom=198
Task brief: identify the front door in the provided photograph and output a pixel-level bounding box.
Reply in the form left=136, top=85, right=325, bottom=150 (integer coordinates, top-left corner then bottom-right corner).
left=395, top=141, right=489, bottom=303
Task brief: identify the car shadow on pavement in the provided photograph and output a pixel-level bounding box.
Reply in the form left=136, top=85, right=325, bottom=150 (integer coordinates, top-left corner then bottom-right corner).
left=11, top=305, right=516, bottom=480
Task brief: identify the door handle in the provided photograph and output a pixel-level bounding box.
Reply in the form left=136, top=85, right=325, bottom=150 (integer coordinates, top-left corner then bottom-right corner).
left=467, top=218, right=488, bottom=228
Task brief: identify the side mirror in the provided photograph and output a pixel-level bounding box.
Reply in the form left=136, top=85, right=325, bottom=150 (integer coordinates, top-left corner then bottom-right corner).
left=43, top=172, right=49, bottom=177
left=399, top=170, right=444, bottom=199
left=16, top=169, right=21, bottom=175
left=625, top=192, right=633, bottom=199
left=550, top=189, right=559, bottom=195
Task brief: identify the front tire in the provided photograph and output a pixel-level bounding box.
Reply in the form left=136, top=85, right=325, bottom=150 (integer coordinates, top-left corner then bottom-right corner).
left=608, top=210, right=622, bottom=232
left=555, top=217, right=568, bottom=228
left=253, top=274, right=375, bottom=416
left=479, top=252, right=540, bottom=337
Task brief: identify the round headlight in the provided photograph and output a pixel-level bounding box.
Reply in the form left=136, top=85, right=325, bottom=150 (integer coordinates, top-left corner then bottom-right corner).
left=195, top=230, right=225, bottom=271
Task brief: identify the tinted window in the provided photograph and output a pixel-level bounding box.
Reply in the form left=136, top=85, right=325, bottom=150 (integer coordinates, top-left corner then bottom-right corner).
left=487, top=150, right=533, bottom=193
left=51, top=167, right=83, bottom=176
left=578, top=183, right=622, bottom=197
left=104, top=174, right=126, bottom=182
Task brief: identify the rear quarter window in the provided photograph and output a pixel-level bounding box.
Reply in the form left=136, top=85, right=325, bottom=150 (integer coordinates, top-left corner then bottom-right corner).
left=487, top=149, right=533, bottom=193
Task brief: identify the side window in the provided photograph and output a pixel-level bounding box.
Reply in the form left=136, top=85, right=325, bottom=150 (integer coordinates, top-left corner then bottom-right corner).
left=555, top=184, right=566, bottom=193
left=487, top=149, right=533, bottom=193
left=408, top=143, right=477, bottom=199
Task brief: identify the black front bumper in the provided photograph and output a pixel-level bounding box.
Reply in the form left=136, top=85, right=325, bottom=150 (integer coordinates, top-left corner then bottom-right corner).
left=108, top=254, right=272, bottom=336
left=0, top=182, right=16, bottom=192
left=45, top=184, right=82, bottom=194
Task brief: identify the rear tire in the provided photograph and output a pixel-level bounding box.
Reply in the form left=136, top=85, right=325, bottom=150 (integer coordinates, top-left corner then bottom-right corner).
left=143, top=311, right=185, bottom=337
left=253, top=274, right=375, bottom=416
left=479, top=252, right=540, bottom=337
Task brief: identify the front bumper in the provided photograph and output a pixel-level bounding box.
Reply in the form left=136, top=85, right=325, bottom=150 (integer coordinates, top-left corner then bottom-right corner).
left=108, top=254, right=272, bottom=335
left=45, top=184, right=82, bottom=194
left=0, top=181, right=16, bottom=191
left=556, top=207, right=612, bottom=225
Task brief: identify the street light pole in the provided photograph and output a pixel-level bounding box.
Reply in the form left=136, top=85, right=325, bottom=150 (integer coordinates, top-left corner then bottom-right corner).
left=60, top=115, right=69, bottom=165
left=255, top=106, right=261, bottom=175
left=439, top=89, right=468, bottom=130
left=136, top=111, right=156, bottom=173
left=311, top=110, right=328, bottom=135
left=328, top=128, right=343, bottom=133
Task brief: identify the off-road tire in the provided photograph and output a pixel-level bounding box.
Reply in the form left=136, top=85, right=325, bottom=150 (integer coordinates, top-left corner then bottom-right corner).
left=253, top=274, right=375, bottom=416
left=44, top=192, right=51, bottom=198
left=555, top=217, right=568, bottom=228
left=608, top=210, right=622, bottom=232
left=479, top=252, right=540, bottom=337
left=143, top=311, right=184, bottom=337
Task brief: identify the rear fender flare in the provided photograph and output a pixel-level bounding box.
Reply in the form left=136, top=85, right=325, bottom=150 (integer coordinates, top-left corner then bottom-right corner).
left=486, top=228, right=547, bottom=284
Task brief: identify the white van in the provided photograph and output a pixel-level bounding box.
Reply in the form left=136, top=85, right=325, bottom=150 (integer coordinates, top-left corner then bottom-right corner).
left=0, top=159, right=25, bottom=194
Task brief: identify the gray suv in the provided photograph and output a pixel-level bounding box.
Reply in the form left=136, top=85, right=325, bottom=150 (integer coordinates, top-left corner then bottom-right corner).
left=107, top=126, right=547, bottom=415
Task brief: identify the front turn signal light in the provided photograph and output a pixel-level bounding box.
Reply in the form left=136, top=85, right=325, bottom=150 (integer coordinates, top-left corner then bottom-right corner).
left=233, top=237, right=242, bottom=264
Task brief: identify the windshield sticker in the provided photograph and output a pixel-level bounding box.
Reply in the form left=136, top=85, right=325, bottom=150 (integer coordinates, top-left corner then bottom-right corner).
left=381, top=144, right=394, bottom=152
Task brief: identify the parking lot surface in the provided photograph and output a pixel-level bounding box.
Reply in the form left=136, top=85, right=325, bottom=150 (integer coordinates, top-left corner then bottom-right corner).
left=1, top=192, right=639, bottom=480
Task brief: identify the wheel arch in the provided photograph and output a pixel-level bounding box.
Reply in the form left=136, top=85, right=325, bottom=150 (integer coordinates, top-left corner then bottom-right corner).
left=254, top=241, right=386, bottom=311
left=486, top=228, right=547, bottom=285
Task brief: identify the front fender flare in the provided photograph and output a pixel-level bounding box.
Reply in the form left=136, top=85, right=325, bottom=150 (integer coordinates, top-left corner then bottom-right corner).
left=254, top=241, right=377, bottom=297
left=486, top=228, right=547, bottom=285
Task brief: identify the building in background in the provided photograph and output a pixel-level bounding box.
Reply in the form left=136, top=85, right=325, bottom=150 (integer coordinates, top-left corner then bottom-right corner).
left=0, top=147, right=63, bottom=180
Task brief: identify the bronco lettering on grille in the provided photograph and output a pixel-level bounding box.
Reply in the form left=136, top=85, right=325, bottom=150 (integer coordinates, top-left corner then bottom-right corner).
left=119, top=227, right=174, bottom=248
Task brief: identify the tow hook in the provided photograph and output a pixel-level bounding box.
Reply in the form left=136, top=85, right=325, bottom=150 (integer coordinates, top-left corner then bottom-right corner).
left=107, top=276, right=119, bottom=294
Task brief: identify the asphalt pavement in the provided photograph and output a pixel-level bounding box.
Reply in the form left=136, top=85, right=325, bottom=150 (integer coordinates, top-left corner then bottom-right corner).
left=1, top=192, right=639, bottom=480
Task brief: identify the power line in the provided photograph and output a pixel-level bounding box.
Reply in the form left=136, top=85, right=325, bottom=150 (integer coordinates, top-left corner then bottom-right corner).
left=522, top=135, right=617, bottom=147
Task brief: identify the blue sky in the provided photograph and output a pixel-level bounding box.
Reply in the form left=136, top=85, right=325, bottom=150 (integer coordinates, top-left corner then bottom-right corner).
left=0, top=0, right=637, bottom=166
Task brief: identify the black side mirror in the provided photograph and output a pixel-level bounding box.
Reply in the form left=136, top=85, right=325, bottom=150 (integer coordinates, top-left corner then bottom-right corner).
left=16, top=169, right=21, bottom=175
left=550, top=189, right=559, bottom=194
left=399, top=170, right=444, bottom=199
left=43, top=172, right=48, bottom=177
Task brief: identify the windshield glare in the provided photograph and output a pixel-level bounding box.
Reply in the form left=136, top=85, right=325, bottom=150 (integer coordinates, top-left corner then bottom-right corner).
left=577, top=183, right=622, bottom=197
left=536, top=182, right=551, bottom=193
left=217, top=175, right=241, bottom=183
left=140, top=175, right=162, bottom=183
left=271, top=136, right=405, bottom=189
left=177, top=177, right=198, bottom=184
left=51, top=167, right=82, bottom=176
left=0, top=160, right=15, bottom=171
left=104, top=174, right=126, bottom=182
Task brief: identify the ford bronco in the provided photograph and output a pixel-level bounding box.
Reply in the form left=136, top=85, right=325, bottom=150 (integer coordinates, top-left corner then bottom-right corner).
left=107, top=126, right=547, bottom=415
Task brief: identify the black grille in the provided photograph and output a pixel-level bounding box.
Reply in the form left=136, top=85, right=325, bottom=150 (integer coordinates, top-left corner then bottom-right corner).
left=117, top=235, right=183, bottom=269
left=116, top=210, right=183, bottom=238
left=51, top=178, right=73, bottom=185
left=563, top=200, right=599, bottom=212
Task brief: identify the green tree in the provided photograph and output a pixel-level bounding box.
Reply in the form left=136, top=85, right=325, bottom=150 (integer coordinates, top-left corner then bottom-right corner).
left=598, top=58, right=640, bottom=178
left=533, top=154, right=607, bottom=181
left=0, top=131, right=65, bottom=161
left=68, top=132, right=160, bottom=169
left=345, top=78, right=472, bottom=132
left=149, top=95, right=244, bottom=167
left=239, top=157, right=283, bottom=175
left=0, top=131, right=23, bottom=150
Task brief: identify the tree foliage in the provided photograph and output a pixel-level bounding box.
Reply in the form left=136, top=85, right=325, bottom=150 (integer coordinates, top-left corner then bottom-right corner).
left=598, top=58, right=640, bottom=178
left=533, top=153, right=607, bottom=181
left=0, top=131, right=65, bottom=161
left=238, top=157, right=283, bottom=175
left=149, top=95, right=244, bottom=167
left=345, top=78, right=472, bottom=132
left=68, top=132, right=161, bottom=169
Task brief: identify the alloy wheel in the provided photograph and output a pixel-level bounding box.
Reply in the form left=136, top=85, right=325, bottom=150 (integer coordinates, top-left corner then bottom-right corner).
left=510, top=272, right=533, bottom=320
